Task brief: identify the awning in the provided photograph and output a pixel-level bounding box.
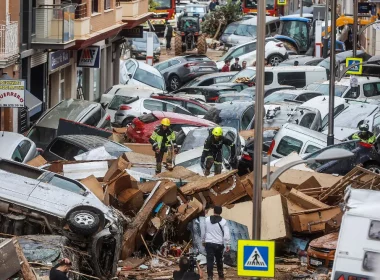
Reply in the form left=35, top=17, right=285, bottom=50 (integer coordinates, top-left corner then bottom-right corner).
left=25, top=90, right=42, bottom=117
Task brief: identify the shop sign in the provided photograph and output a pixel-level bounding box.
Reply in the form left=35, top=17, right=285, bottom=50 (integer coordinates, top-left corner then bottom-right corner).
left=0, top=80, right=25, bottom=108
left=77, top=46, right=101, bottom=68
left=120, top=26, right=144, bottom=38
left=49, top=50, right=71, bottom=72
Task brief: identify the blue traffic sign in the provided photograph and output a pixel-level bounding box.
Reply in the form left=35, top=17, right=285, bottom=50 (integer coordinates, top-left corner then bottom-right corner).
left=346, top=57, right=363, bottom=75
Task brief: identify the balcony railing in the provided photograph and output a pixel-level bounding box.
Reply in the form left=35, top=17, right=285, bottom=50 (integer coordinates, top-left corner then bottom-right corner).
left=75, top=3, right=87, bottom=19
left=0, top=22, right=19, bottom=60
left=32, top=4, right=75, bottom=44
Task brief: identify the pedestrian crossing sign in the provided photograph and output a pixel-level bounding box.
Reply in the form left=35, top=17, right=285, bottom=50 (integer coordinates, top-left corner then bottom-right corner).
left=346, top=57, right=363, bottom=75
left=277, top=0, right=286, bottom=5
left=237, top=240, right=275, bottom=277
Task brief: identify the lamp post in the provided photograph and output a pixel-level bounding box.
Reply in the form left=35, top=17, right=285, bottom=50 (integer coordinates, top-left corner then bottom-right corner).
left=266, top=148, right=354, bottom=190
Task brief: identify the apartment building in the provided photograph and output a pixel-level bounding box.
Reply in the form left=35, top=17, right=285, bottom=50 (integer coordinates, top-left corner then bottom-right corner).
left=0, top=0, right=151, bottom=133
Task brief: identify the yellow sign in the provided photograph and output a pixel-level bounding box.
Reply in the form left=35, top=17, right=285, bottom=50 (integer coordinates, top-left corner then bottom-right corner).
left=346, top=57, right=363, bottom=75
left=278, top=0, right=286, bottom=5
left=237, top=240, right=275, bottom=278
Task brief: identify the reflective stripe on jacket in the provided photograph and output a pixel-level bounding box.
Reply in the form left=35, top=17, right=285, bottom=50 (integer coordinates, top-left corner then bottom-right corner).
left=149, top=126, right=176, bottom=149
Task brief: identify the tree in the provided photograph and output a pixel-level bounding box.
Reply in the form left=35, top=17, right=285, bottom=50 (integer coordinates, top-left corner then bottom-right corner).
left=149, top=0, right=159, bottom=12
left=201, top=0, right=242, bottom=39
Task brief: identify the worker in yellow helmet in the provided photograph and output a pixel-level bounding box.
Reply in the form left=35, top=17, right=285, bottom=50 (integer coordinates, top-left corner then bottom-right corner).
left=200, top=127, right=236, bottom=176
left=149, top=118, right=178, bottom=174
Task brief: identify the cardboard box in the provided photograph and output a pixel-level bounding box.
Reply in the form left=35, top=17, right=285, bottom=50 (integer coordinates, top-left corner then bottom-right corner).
left=103, top=155, right=131, bottom=182
left=261, top=195, right=292, bottom=240
left=287, top=189, right=329, bottom=210
left=208, top=175, right=247, bottom=206
left=290, top=206, right=342, bottom=233
left=26, top=155, right=47, bottom=167
left=124, top=143, right=156, bottom=157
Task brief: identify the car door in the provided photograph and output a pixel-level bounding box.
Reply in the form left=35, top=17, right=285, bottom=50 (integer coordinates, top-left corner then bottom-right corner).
left=142, top=99, right=164, bottom=114
left=185, top=101, right=208, bottom=116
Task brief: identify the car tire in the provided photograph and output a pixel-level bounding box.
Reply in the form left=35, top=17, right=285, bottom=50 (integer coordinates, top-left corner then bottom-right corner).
left=175, top=35, right=182, bottom=55
left=365, top=164, right=380, bottom=174
left=267, top=54, right=284, bottom=66
left=169, top=75, right=181, bottom=91
left=197, top=34, right=207, bottom=54
left=122, top=117, right=135, bottom=127
left=67, top=210, right=100, bottom=236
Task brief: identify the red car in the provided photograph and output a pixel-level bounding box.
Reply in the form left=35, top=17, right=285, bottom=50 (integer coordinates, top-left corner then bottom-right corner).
left=126, top=111, right=216, bottom=143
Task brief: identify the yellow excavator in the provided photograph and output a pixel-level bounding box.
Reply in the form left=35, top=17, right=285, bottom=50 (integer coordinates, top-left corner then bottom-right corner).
left=322, top=14, right=378, bottom=36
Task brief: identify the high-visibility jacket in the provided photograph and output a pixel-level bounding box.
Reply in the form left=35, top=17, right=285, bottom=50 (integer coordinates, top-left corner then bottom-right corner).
left=149, top=125, right=176, bottom=150
left=352, top=131, right=376, bottom=144
left=201, top=134, right=235, bottom=163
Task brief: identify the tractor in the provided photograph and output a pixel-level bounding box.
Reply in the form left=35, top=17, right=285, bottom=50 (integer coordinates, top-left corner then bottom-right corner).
left=174, top=12, right=207, bottom=55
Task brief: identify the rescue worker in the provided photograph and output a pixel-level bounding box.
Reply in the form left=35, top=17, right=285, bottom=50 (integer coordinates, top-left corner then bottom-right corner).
left=200, top=127, right=236, bottom=176
left=164, top=20, right=173, bottom=53
left=149, top=118, right=178, bottom=174
left=352, top=123, right=376, bottom=144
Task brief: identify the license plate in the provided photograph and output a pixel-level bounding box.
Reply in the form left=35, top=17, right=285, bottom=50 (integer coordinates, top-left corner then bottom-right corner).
left=200, top=67, right=213, bottom=71
left=310, top=259, right=323, bottom=266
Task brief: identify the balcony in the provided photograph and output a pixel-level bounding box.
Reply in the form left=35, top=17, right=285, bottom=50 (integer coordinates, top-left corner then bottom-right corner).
left=0, top=22, right=19, bottom=67
left=119, top=0, right=152, bottom=28
left=74, top=3, right=90, bottom=39
left=32, top=4, right=76, bottom=49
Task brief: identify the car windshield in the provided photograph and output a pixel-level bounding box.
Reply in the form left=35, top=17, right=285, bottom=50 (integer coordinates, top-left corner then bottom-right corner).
left=134, top=68, right=166, bottom=90
left=184, top=78, right=202, bottom=87
left=133, top=33, right=159, bottom=44
left=155, top=0, right=172, bottom=9
left=220, top=118, right=240, bottom=131
left=307, top=83, right=348, bottom=97
left=223, top=23, right=239, bottom=35
left=108, top=96, right=136, bottom=110
left=186, top=6, right=205, bottom=13
left=264, top=92, right=296, bottom=103
left=230, top=69, right=256, bottom=82
left=234, top=24, right=257, bottom=37
left=330, top=105, right=376, bottom=129
left=219, top=96, right=252, bottom=102
left=181, top=130, right=211, bottom=152
left=27, top=126, right=57, bottom=150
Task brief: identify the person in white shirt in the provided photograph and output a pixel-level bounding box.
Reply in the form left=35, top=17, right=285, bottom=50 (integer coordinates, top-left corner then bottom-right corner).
left=202, top=206, right=231, bottom=280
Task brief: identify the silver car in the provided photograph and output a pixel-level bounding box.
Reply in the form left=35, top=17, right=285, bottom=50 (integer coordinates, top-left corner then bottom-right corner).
left=0, top=131, right=38, bottom=163
left=0, top=158, right=124, bottom=278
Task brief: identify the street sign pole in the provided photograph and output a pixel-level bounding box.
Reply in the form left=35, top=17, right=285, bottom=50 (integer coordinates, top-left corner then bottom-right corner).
left=252, top=0, right=265, bottom=243
left=327, top=0, right=337, bottom=146
left=323, top=0, right=329, bottom=58
left=300, top=0, right=303, bottom=17
left=353, top=0, right=358, bottom=57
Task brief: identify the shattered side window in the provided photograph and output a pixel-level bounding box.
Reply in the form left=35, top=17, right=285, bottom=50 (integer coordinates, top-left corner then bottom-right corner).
left=363, top=251, right=380, bottom=272
left=369, top=220, right=380, bottom=241
left=276, top=136, right=303, bottom=156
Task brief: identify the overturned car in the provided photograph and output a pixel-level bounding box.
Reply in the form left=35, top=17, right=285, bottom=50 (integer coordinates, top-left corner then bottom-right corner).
left=0, top=158, right=125, bottom=279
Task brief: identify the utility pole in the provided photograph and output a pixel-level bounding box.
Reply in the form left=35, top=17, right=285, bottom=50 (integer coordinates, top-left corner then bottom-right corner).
left=252, top=0, right=265, bottom=242
left=323, top=0, right=329, bottom=58
left=353, top=0, right=358, bottom=57
left=327, top=0, right=337, bottom=146
left=300, top=0, right=303, bottom=17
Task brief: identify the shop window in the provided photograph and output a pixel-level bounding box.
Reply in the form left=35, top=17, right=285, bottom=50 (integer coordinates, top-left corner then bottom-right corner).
left=104, top=0, right=111, bottom=10
left=92, top=0, right=99, bottom=13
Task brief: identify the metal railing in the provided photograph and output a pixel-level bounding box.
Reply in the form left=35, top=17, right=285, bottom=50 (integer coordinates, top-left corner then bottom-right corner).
left=0, top=22, right=19, bottom=59
left=75, top=2, right=87, bottom=19
left=32, top=4, right=75, bottom=44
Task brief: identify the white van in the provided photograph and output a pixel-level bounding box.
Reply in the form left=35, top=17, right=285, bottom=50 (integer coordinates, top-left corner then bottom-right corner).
left=226, top=16, right=280, bottom=47
left=270, top=123, right=340, bottom=158
left=230, top=66, right=327, bottom=89
left=332, top=188, right=380, bottom=280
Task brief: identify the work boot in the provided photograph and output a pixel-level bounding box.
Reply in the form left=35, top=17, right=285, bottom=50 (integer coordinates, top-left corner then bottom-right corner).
left=204, top=168, right=210, bottom=176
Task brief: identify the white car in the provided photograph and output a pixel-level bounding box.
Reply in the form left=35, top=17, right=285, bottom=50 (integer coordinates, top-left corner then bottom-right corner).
left=107, top=95, right=193, bottom=127
left=119, top=58, right=166, bottom=91
left=216, top=38, right=288, bottom=69
left=0, top=131, right=38, bottom=163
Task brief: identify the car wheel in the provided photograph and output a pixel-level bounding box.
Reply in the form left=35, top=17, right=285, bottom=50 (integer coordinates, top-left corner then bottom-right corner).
left=122, top=117, right=134, bottom=127
left=267, top=54, right=284, bottom=66
left=67, top=210, right=100, bottom=236
left=365, top=164, right=380, bottom=174
left=169, top=75, right=181, bottom=91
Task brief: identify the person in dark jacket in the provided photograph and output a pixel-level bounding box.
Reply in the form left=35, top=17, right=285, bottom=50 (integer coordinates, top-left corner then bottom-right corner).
left=351, top=123, right=376, bottom=144
left=200, top=127, right=235, bottom=176
left=209, top=0, right=218, bottom=11
left=50, top=258, right=72, bottom=280
left=230, top=57, right=242, bottom=71
left=164, top=20, right=173, bottom=53
left=149, top=118, right=178, bottom=174
left=173, top=256, right=203, bottom=280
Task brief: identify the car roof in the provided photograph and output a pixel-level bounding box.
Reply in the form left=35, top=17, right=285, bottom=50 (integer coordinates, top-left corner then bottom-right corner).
left=273, top=89, right=324, bottom=96
left=280, top=15, right=311, bottom=22
left=153, top=94, right=204, bottom=102
left=240, top=16, right=279, bottom=25
left=192, top=72, right=234, bottom=80
left=213, top=101, right=254, bottom=117
left=261, top=65, right=326, bottom=72
left=152, top=111, right=216, bottom=125
left=36, top=99, right=99, bottom=129
left=281, top=123, right=333, bottom=143
left=336, top=76, right=380, bottom=86
left=57, top=135, right=126, bottom=150
left=220, top=93, right=252, bottom=97
left=301, top=96, right=347, bottom=117
left=280, top=56, right=323, bottom=65
left=0, top=132, right=29, bottom=158
left=214, top=82, right=246, bottom=87
left=115, top=88, right=154, bottom=97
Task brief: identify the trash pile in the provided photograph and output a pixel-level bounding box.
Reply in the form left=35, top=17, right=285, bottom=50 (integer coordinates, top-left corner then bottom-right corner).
left=3, top=145, right=380, bottom=280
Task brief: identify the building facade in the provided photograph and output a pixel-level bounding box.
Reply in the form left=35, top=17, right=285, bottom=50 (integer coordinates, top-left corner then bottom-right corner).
left=1, top=0, right=151, bottom=133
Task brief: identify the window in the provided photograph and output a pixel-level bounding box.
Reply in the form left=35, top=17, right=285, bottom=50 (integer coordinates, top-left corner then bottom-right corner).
left=299, top=113, right=316, bottom=128
left=364, top=83, right=380, bottom=97
left=245, top=42, right=256, bottom=53
left=12, top=140, right=31, bottom=162
left=321, top=104, right=346, bottom=129
left=269, top=22, right=277, bottom=34
left=143, top=99, right=164, bottom=111
left=276, top=136, right=303, bottom=156
left=155, top=61, right=170, bottom=71
left=84, top=108, right=101, bottom=126
left=215, top=76, right=232, bottom=83
left=199, top=79, right=214, bottom=86
left=170, top=59, right=181, bottom=67
left=49, top=139, right=86, bottom=160
left=278, top=72, right=306, bottom=88
left=344, top=87, right=360, bottom=99
left=165, top=103, right=192, bottom=115
left=164, top=99, right=182, bottom=106
left=368, top=220, right=380, bottom=241
left=187, top=102, right=208, bottom=115
left=108, top=96, right=138, bottom=110
left=303, top=92, right=322, bottom=101
left=234, top=24, right=257, bottom=37
left=104, top=0, right=111, bottom=10
left=305, top=145, right=320, bottom=154
left=92, top=0, right=99, bottom=13
left=241, top=107, right=254, bottom=130
left=126, top=61, right=137, bottom=73
left=264, top=72, right=274, bottom=86
left=363, top=251, right=380, bottom=272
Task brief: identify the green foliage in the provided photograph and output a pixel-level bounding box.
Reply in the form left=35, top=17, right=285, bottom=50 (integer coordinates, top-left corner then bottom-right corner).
left=149, top=0, right=159, bottom=12
left=201, top=0, right=243, bottom=39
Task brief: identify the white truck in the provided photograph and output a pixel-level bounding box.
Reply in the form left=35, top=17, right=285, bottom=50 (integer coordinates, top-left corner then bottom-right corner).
left=332, top=188, right=380, bottom=280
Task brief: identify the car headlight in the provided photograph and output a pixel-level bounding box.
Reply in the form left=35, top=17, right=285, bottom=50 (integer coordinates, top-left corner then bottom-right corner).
left=131, top=44, right=137, bottom=50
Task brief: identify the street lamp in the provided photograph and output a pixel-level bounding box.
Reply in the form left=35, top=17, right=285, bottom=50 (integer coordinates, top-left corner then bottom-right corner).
left=266, top=148, right=355, bottom=190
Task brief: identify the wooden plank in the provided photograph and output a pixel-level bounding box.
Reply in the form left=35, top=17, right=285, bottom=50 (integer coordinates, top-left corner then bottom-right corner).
left=287, top=189, right=329, bottom=210
left=13, top=238, right=36, bottom=280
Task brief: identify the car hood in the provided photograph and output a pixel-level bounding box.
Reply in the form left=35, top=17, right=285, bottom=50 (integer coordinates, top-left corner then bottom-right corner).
left=132, top=40, right=160, bottom=50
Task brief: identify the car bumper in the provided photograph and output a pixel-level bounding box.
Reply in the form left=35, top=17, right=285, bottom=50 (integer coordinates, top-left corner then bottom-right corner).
left=125, top=126, right=150, bottom=143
